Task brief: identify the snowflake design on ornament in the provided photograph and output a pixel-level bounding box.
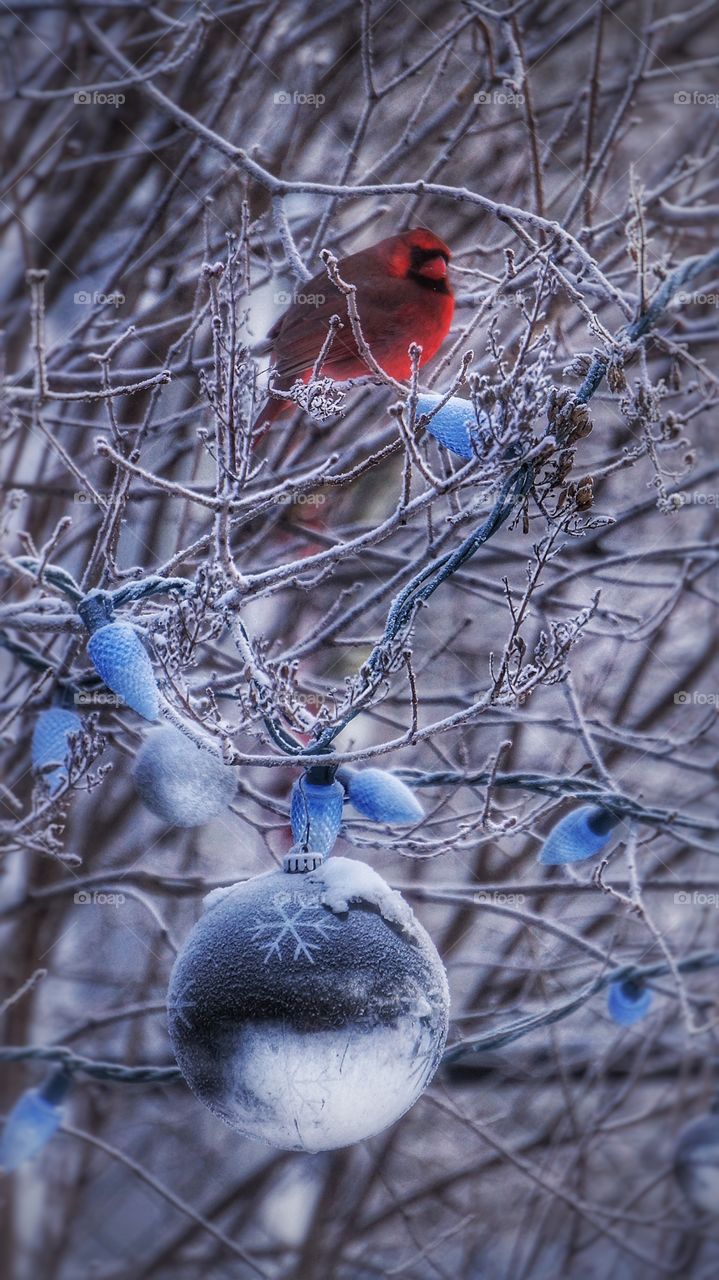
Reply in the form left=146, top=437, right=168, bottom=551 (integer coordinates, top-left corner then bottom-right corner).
left=251, top=895, right=340, bottom=965
left=168, top=977, right=200, bottom=1030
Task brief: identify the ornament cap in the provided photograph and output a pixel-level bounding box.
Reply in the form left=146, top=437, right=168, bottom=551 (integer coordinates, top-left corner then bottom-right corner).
left=305, top=762, right=338, bottom=786
left=283, top=848, right=325, bottom=874
left=78, top=589, right=115, bottom=634
left=38, top=1067, right=73, bottom=1107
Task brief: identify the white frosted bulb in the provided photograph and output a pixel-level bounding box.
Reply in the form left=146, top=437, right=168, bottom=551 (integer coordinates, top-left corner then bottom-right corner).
left=168, top=857, right=449, bottom=1152
left=132, top=724, right=237, bottom=827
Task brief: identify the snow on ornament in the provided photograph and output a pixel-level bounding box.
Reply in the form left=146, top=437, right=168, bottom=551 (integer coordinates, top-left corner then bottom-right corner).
left=132, top=724, right=238, bottom=827
left=607, top=977, right=652, bottom=1026
left=168, top=856, right=449, bottom=1152
left=289, top=766, right=344, bottom=855
left=537, top=804, right=620, bottom=865
left=415, top=393, right=490, bottom=460
left=339, top=767, right=424, bottom=825
left=31, top=706, right=82, bottom=794
left=674, top=1114, right=719, bottom=1215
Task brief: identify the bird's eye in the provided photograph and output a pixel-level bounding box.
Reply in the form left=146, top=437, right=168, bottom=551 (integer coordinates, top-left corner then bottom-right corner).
left=415, top=255, right=447, bottom=281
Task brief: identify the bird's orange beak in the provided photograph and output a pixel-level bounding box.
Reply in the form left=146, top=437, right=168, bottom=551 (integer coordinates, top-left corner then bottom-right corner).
left=417, top=255, right=448, bottom=281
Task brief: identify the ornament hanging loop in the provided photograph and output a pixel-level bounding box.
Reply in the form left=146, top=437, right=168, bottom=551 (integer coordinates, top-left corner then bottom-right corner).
left=283, top=846, right=325, bottom=874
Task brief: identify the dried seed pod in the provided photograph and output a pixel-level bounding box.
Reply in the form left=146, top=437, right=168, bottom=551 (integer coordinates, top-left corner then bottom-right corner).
left=661, top=413, right=682, bottom=441
left=547, top=387, right=573, bottom=424
left=607, top=362, right=628, bottom=394
left=576, top=476, right=594, bottom=510
left=567, top=403, right=593, bottom=441
left=565, top=353, right=593, bottom=378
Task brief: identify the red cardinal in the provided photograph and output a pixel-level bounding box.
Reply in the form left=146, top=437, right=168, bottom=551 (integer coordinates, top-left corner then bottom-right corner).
left=254, top=227, right=454, bottom=431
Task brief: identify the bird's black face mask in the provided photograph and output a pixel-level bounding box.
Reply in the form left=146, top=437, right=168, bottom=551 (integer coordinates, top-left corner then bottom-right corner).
left=408, top=247, right=451, bottom=294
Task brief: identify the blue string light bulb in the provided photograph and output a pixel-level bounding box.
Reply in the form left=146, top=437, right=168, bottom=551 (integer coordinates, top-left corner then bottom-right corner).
left=607, top=977, right=653, bottom=1026
left=414, top=393, right=489, bottom=460
left=78, top=590, right=159, bottom=722
left=31, top=705, right=82, bottom=794
left=0, top=1069, right=71, bottom=1172
left=289, top=765, right=344, bottom=857
left=538, top=805, right=620, bottom=865
left=339, top=767, right=424, bottom=825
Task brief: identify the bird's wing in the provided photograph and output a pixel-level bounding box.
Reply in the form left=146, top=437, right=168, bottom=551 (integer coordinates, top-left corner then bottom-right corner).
left=265, top=261, right=434, bottom=384
left=271, top=291, right=360, bottom=384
